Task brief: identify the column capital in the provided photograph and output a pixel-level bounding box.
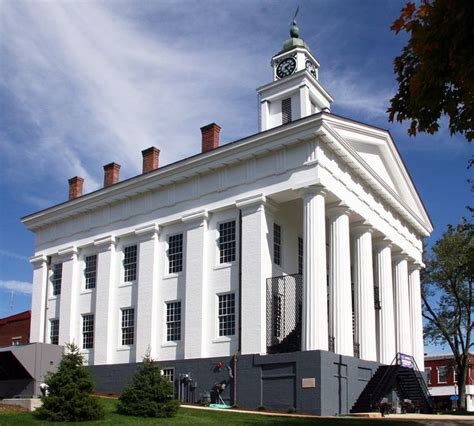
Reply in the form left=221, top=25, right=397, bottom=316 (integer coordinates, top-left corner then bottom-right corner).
left=392, top=251, right=409, bottom=263
left=182, top=209, right=209, bottom=224
left=134, top=223, right=159, bottom=238
left=235, top=193, right=277, bottom=214
left=93, top=235, right=117, bottom=250
left=326, top=202, right=351, bottom=218
left=57, top=245, right=78, bottom=260
left=373, top=237, right=393, bottom=250
left=296, top=184, right=327, bottom=199
left=351, top=222, right=374, bottom=237
left=408, top=260, right=423, bottom=272
left=30, top=253, right=48, bottom=266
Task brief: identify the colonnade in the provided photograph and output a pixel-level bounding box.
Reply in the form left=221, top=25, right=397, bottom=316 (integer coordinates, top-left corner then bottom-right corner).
left=301, top=185, right=424, bottom=369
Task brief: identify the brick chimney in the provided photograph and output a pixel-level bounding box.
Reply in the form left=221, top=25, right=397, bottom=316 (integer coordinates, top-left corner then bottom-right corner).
left=68, top=176, right=84, bottom=200
left=103, top=162, right=121, bottom=187
left=142, top=146, right=160, bottom=173
left=201, top=123, right=221, bottom=153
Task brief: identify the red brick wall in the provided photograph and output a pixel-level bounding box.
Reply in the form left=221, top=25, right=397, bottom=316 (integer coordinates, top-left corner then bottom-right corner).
left=426, top=355, right=474, bottom=386
left=0, top=311, right=31, bottom=347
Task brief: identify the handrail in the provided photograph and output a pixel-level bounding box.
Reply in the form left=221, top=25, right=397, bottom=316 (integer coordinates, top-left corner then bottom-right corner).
left=404, top=354, right=431, bottom=405
left=368, top=353, right=398, bottom=409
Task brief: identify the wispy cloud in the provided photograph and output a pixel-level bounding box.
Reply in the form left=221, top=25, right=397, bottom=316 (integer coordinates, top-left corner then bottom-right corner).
left=0, top=249, right=28, bottom=262
left=0, top=280, right=32, bottom=295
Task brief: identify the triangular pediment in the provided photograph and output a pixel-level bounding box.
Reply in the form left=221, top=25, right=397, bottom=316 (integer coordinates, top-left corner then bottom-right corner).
left=322, top=116, right=433, bottom=235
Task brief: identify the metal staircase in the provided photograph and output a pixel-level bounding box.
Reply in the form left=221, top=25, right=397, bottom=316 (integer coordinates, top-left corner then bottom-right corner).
left=351, top=353, right=432, bottom=414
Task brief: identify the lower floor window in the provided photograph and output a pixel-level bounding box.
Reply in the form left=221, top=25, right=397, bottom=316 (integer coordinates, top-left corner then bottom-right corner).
left=162, top=368, right=175, bottom=383
left=82, top=314, right=94, bottom=349
left=218, top=293, right=235, bottom=336
left=50, top=319, right=59, bottom=345
left=121, top=308, right=135, bottom=345
left=166, top=302, right=181, bottom=341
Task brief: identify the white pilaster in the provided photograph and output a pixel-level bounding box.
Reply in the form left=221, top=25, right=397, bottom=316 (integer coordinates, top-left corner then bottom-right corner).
left=299, top=84, right=310, bottom=118
left=94, top=236, right=117, bottom=365
left=237, top=194, right=273, bottom=355
left=301, top=185, right=328, bottom=351
left=260, top=100, right=270, bottom=131
left=29, top=254, right=48, bottom=343
left=183, top=210, right=209, bottom=359
left=135, top=224, right=159, bottom=361
left=374, top=239, right=396, bottom=364
left=328, top=204, right=353, bottom=356
left=393, top=253, right=412, bottom=356
left=352, top=224, right=377, bottom=361
left=409, top=263, right=424, bottom=370
left=58, top=246, right=79, bottom=346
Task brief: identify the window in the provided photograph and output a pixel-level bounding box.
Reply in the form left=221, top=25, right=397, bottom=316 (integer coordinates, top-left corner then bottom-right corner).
left=298, top=237, right=303, bottom=274
left=438, top=366, right=448, bottom=383
left=273, top=294, right=283, bottom=339
left=273, top=223, right=281, bottom=266
left=219, top=221, right=236, bottom=263
left=82, top=314, right=94, bottom=349
left=123, top=245, right=138, bottom=282
left=84, top=255, right=97, bottom=289
left=218, top=293, right=235, bottom=336
left=162, top=368, right=175, bottom=383
left=11, top=337, right=22, bottom=346
left=168, top=234, right=183, bottom=274
left=282, top=97, right=292, bottom=124
left=453, top=367, right=457, bottom=383
left=52, top=263, right=62, bottom=296
left=166, top=302, right=181, bottom=341
left=426, top=367, right=431, bottom=385
left=50, top=319, right=59, bottom=345
left=121, top=308, right=135, bottom=345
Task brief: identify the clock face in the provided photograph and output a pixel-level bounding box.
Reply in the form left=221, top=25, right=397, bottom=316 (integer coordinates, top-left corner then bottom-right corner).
left=276, top=57, right=297, bottom=78
left=305, top=60, right=317, bottom=78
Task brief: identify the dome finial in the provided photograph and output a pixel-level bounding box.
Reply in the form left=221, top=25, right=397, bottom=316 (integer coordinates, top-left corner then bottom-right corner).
left=290, top=6, right=300, bottom=38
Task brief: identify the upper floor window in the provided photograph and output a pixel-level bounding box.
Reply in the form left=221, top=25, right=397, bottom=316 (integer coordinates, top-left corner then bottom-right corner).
left=121, top=308, right=135, bottom=346
left=168, top=234, right=183, bottom=274
left=282, top=98, right=292, bottom=124
left=219, top=221, right=236, bottom=263
left=166, top=301, right=181, bottom=342
left=298, top=237, right=303, bottom=274
left=82, top=314, right=94, bottom=349
left=426, top=367, right=431, bottom=385
left=218, top=293, right=235, bottom=336
left=84, top=255, right=97, bottom=289
left=438, top=366, right=448, bottom=383
left=273, top=223, right=281, bottom=266
left=52, top=263, right=62, bottom=296
left=50, top=319, right=59, bottom=345
left=123, top=245, right=138, bottom=282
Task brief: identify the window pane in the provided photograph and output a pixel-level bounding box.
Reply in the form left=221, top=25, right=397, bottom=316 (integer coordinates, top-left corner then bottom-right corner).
left=168, top=234, right=183, bottom=274
left=84, top=255, right=97, bottom=289
left=273, top=223, right=281, bottom=266
left=218, top=293, right=235, bottom=336
left=219, top=221, right=236, bottom=263
left=82, top=314, right=94, bottom=349
left=121, top=308, right=135, bottom=345
left=123, top=245, right=137, bottom=282
left=166, top=302, right=181, bottom=341
left=52, top=263, right=62, bottom=296
left=50, top=319, right=59, bottom=345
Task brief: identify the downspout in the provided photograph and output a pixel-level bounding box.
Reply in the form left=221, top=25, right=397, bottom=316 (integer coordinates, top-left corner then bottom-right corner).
left=238, top=210, right=242, bottom=353
left=43, top=256, right=51, bottom=343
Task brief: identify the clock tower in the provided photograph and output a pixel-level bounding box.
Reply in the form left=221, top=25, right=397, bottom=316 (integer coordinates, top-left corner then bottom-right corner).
left=257, top=16, right=333, bottom=131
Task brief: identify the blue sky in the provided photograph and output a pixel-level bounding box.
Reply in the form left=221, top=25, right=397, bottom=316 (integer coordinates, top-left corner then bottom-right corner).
left=0, top=0, right=472, bottom=348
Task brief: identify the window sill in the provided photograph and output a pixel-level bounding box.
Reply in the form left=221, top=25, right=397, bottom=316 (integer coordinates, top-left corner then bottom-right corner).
left=214, top=262, right=235, bottom=271
left=119, top=282, right=135, bottom=289
left=163, top=273, right=183, bottom=280
left=117, top=345, right=133, bottom=352
left=48, top=296, right=59, bottom=301
left=212, top=336, right=235, bottom=344
left=80, top=289, right=94, bottom=295
left=161, top=341, right=179, bottom=348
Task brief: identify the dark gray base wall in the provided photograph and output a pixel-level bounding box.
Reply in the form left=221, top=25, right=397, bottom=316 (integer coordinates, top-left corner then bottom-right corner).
left=88, top=350, right=381, bottom=416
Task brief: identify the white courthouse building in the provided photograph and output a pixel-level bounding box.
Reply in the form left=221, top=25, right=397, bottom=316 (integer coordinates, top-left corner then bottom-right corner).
left=23, top=20, right=432, bottom=414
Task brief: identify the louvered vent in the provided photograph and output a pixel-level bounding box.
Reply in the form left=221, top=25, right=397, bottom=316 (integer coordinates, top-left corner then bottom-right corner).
left=282, top=98, right=292, bottom=124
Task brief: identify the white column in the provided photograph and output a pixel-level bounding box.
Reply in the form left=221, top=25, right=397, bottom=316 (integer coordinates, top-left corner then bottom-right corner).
left=328, top=205, right=353, bottom=356
left=301, top=185, right=328, bottom=351
left=237, top=194, right=273, bottom=355
left=260, top=100, right=270, bottom=131
left=94, top=236, right=117, bottom=365
left=58, top=246, right=79, bottom=346
left=299, top=84, right=310, bottom=118
left=352, top=224, right=377, bottom=361
left=409, top=263, right=424, bottom=370
left=374, top=239, right=396, bottom=364
left=30, top=254, right=48, bottom=343
left=393, top=253, right=412, bottom=356
left=135, top=224, right=159, bottom=361
left=183, top=210, right=209, bottom=359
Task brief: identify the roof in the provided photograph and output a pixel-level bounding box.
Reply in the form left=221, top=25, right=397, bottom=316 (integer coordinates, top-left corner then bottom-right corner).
left=425, top=353, right=474, bottom=361
left=0, top=310, right=31, bottom=326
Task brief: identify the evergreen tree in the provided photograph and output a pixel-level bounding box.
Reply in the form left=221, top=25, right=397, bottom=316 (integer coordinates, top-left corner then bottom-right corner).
left=34, top=342, right=105, bottom=422
left=117, top=351, right=180, bottom=417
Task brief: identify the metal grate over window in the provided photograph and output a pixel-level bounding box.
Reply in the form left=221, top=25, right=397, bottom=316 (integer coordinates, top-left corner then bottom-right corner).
left=162, top=368, right=175, bottom=383
left=168, top=234, right=183, bottom=274
left=50, top=319, right=59, bottom=345
left=219, top=221, right=236, bottom=263
left=273, top=223, right=281, bottom=266
left=298, top=237, right=303, bottom=275
left=218, top=293, right=235, bottom=336
left=123, top=245, right=137, bottom=282
left=121, top=308, right=135, bottom=345
left=166, top=302, right=181, bottom=341
left=282, top=98, right=292, bottom=124
left=84, top=255, right=97, bottom=289
left=82, top=314, right=94, bottom=349
left=52, top=263, right=62, bottom=296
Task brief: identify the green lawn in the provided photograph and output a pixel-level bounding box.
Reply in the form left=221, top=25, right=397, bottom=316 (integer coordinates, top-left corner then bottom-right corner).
left=0, top=398, right=420, bottom=425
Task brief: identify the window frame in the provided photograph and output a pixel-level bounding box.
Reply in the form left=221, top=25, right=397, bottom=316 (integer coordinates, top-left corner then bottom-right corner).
left=82, top=314, right=94, bottom=350
left=50, top=318, right=59, bottom=345
left=51, top=263, right=63, bottom=296
left=161, top=367, right=175, bottom=383
left=218, top=220, right=237, bottom=265
left=167, top=233, right=184, bottom=275
left=437, top=366, right=448, bottom=384
left=165, top=301, right=182, bottom=342
left=281, top=97, right=292, bottom=124
left=123, top=245, right=138, bottom=283
left=217, top=292, right=236, bottom=337
left=273, top=223, right=282, bottom=266
left=84, top=254, right=98, bottom=290
left=121, top=308, right=135, bottom=346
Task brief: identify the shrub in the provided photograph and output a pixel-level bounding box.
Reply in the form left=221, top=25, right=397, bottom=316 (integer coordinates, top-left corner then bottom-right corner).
left=34, top=343, right=104, bottom=422
left=117, top=352, right=180, bottom=417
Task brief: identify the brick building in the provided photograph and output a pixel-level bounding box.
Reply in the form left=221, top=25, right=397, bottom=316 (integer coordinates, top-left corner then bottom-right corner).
left=425, top=353, right=474, bottom=412
left=0, top=310, right=31, bottom=347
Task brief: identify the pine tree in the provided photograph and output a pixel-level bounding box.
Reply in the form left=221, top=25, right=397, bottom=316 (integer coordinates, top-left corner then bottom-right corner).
left=34, top=343, right=105, bottom=422
left=117, top=351, right=180, bottom=417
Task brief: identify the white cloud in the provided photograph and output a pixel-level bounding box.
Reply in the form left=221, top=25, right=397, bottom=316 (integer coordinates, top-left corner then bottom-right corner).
left=0, top=249, right=28, bottom=262
left=0, top=280, right=32, bottom=295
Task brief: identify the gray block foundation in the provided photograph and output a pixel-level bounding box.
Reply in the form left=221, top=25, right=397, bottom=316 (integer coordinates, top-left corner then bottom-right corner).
left=89, top=350, right=380, bottom=415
